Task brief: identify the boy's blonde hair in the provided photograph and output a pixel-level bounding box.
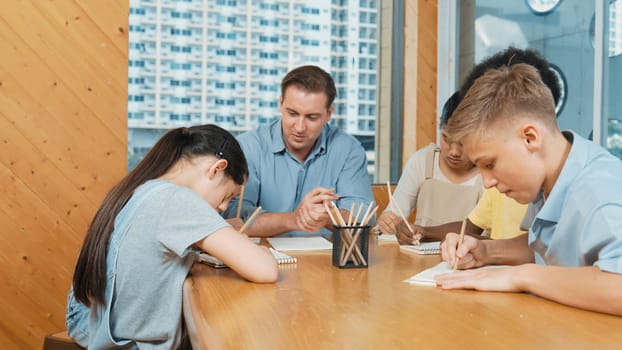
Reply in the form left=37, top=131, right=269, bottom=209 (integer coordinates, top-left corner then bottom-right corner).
left=447, top=63, right=557, bottom=143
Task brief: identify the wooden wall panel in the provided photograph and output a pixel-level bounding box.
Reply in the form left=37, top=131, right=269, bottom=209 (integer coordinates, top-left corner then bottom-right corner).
left=402, top=0, right=438, bottom=166
left=403, top=0, right=419, bottom=166
left=415, top=0, right=438, bottom=150
left=0, top=1, right=128, bottom=349
left=0, top=0, right=438, bottom=348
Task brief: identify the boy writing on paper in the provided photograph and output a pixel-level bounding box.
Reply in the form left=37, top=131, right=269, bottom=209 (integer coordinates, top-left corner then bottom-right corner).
left=437, top=63, right=622, bottom=315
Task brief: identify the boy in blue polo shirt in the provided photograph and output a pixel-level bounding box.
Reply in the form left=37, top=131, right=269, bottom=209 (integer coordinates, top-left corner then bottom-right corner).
left=437, top=63, right=622, bottom=315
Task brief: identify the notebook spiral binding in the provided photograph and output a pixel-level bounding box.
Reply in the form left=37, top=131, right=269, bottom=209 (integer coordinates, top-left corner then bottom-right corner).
left=199, top=248, right=297, bottom=268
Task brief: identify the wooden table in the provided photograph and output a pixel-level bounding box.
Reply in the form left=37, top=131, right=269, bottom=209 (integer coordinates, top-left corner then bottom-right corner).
left=183, top=237, right=622, bottom=349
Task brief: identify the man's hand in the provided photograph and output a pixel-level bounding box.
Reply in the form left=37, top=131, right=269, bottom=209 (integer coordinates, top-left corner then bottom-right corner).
left=377, top=211, right=401, bottom=235
left=295, top=187, right=339, bottom=232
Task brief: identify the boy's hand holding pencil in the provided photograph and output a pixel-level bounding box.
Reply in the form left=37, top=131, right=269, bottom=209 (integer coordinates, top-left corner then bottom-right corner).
left=452, top=220, right=467, bottom=270
left=440, top=230, right=487, bottom=270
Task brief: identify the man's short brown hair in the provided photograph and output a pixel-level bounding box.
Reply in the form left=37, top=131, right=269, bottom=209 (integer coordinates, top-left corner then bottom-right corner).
left=447, top=63, right=557, bottom=143
left=280, top=65, right=336, bottom=109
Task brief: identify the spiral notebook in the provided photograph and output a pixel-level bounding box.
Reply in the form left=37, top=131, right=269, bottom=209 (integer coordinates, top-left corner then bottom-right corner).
left=399, top=241, right=441, bottom=255
left=269, top=248, right=297, bottom=264
left=199, top=248, right=297, bottom=268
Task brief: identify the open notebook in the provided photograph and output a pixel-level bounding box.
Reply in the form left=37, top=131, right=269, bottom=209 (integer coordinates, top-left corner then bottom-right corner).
left=199, top=248, right=297, bottom=268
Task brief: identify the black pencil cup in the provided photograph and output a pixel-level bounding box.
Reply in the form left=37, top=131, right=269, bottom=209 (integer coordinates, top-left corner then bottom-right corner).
left=332, top=225, right=370, bottom=268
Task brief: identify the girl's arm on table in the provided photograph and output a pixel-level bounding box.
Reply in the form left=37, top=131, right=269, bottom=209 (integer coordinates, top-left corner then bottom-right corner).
left=199, top=227, right=278, bottom=283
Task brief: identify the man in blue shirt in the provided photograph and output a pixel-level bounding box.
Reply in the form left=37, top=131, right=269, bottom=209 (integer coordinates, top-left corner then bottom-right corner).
left=225, top=65, right=374, bottom=237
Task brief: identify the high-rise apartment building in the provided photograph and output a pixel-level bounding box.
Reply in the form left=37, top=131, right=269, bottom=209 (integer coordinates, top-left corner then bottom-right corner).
left=128, top=0, right=378, bottom=171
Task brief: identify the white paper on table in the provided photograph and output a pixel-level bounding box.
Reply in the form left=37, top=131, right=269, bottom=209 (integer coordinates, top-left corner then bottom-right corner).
left=266, top=236, right=332, bottom=251
left=404, top=261, right=509, bottom=286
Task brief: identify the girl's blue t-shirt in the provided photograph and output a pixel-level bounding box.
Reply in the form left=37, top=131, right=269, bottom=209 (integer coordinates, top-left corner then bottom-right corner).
left=66, top=179, right=229, bottom=349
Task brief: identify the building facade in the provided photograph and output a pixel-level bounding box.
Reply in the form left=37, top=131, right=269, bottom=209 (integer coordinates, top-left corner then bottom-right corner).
left=128, top=0, right=378, bottom=171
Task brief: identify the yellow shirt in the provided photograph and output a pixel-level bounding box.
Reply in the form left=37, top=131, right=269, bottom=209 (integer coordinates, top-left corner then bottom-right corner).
left=468, top=187, right=528, bottom=239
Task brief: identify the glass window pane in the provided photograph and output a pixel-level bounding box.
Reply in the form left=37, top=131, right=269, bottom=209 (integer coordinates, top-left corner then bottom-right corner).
left=456, top=0, right=595, bottom=138
left=127, top=0, right=380, bottom=178
left=606, top=0, right=622, bottom=159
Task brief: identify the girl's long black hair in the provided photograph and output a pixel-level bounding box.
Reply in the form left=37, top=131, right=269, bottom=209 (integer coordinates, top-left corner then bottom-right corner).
left=72, top=124, right=247, bottom=306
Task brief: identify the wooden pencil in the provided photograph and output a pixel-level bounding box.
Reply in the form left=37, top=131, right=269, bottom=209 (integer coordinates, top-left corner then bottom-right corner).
left=386, top=181, right=415, bottom=234
left=452, top=219, right=466, bottom=270
left=239, top=206, right=262, bottom=234
left=235, top=185, right=245, bottom=219
left=343, top=204, right=378, bottom=266
left=348, top=203, right=355, bottom=226
left=324, top=201, right=338, bottom=226
left=328, top=201, right=365, bottom=266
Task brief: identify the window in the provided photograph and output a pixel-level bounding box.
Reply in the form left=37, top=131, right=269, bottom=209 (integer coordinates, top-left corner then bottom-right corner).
left=259, top=52, right=278, bottom=59
left=129, top=77, right=145, bottom=85
left=259, top=35, right=278, bottom=43
left=128, top=112, right=144, bottom=119
left=301, top=39, right=319, bottom=46
left=170, top=45, right=192, bottom=53
left=130, top=8, right=145, bottom=15
left=216, top=49, right=237, bottom=56
left=128, top=60, right=145, bottom=67
left=301, top=23, right=320, bottom=31
left=604, top=0, right=622, bottom=159
left=127, top=0, right=382, bottom=179
left=129, top=25, right=145, bottom=33
left=439, top=0, right=622, bottom=161
left=216, top=32, right=237, bottom=40
left=259, top=3, right=279, bottom=11
left=215, top=82, right=236, bottom=89
left=171, top=11, right=192, bottom=19
left=302, top=7, right=320, bottom=15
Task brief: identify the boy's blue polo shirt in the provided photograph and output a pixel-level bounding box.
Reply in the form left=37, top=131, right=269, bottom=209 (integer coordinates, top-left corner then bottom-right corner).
left=529, top=131, right=622, bottom=273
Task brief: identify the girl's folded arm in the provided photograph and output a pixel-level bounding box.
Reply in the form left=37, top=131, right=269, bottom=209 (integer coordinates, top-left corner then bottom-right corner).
left=198, top=227, right=278, bottom=283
